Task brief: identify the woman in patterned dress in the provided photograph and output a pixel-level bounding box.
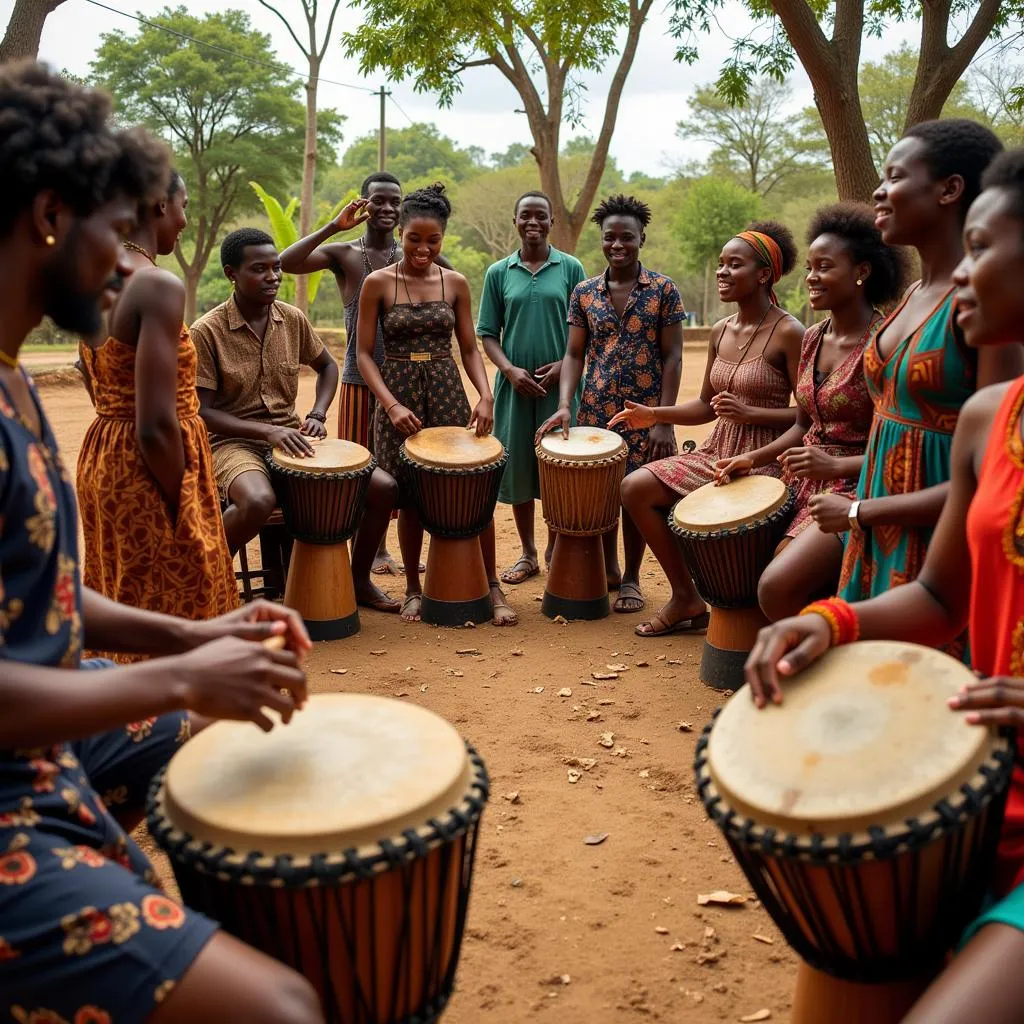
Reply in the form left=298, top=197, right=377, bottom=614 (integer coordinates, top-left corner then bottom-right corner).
left=612, top=221, right=805, bottom=636
left=806, top=121, right=1019, bottom=655
left=77, top=171, right=239, bottom=660
left=357, top=183, right=517, bottom=625
left=716, top=205, right=907, bottom=621
left=745, top=148, right=1024, bottom=1024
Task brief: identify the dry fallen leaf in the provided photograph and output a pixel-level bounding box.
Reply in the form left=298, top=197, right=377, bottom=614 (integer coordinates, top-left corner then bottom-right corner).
left=654, top=926, right=669, bottom=935
left=598, top=732, right=615, bottom=749
left=635, top=660, right=650, bottom=668
left=562, top=756, right=597, bottom=771
left=553, top=614, right=568, bottom=624
left=370, top=650, right=386, bottom=656
left=670, top=942, right=686, bottom=952
left=638, top=769, right=650, bottom=779
left=329, top=668, right=347, bottom=675
left=567, top=769, right=582, bottom=784
left=704, top=926, right=717, bottom=942
left=511, top=649, right=523, bottom=656
left=695, top=950, right=724, bottom=966
left=606, top=663, right=628, bottom=672
left=456, top=647, right=480, bottom=655
left=667, top=659, right=683, bottom=666
left=558, top=687, right=573, bottom=697
left=698, top=891, right=748, bottom=907
left=592, top=672, right=618, bottom=680
left=752, top=934, right=774, bottom=945
left=677, top=721, right=693, bottom=732
left=462, top=621, right=476, bottom=628
left=656, top=654, right=666, bottom=662
left=613, top=746, right=629, bottom=757
left=598, top=699, right=616, bottom=706
left=395, top=691, right=409, bottom=697
left=583, top=832, right=609, bottom=846
left=504, top=791, right=521, bottom=804
left=579, top=678, right=598, bottom=687
left=420, top=684, right=428, bottom=692
left=586, top=710, right=601, bottom=721
left=533, top=686, right=545, bottom=693
left=740, top=1011, right=771, bottom=1022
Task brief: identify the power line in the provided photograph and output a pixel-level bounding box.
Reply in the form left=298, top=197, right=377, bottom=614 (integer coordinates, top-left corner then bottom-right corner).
left=80, top=0, right=377, bottom=94
left=388, top=94, right=417, bottom=126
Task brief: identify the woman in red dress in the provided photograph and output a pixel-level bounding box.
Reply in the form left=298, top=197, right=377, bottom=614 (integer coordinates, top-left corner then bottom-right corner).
left=745, top=148, right=1024, bottom=1023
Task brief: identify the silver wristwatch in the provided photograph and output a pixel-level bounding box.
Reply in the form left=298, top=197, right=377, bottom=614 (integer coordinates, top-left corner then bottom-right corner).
left=847, top=500, right=862, bottom=532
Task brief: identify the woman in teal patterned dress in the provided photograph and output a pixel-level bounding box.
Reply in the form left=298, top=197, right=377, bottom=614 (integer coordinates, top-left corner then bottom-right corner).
left=809, top=122, right=1021, bottom=648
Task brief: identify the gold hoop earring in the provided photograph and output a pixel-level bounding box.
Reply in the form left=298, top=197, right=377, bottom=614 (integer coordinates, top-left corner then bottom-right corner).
left=45, top=235, right=56, bottom=247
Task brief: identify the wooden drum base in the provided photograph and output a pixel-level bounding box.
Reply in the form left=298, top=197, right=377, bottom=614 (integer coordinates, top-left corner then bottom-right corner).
left=422, top=536, right=492, bottom=627
left=283, top=540, right=359, bottom=641
left=791, top=962, right=932, bottom=1024
left=700, top=605, right=767, bottom=691
left=542, top=533, right=609, bottom=621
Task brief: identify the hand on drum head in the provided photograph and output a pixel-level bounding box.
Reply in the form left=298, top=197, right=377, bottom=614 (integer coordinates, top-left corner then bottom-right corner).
left=808, top=492, right=854, bottom=534
left=743, top=614, right=832, bottom=708
left=607, top=400, right=656, bottom=431
left=949, top=676, right=1024, bottom=728
left=300, top=416, right=328, bottom=440
left=713, top=454, right=753, bottom=485
left=468, top=396, right=494, bottom=436
left=534, top=407, right=571, bottom=445
left=176, top=635, right=308, bottom=731
left=267, top=425, right=316, bottom=457
left=187, top=600, right=313, bottom=660
left=388, top=403, right=422, bottom=436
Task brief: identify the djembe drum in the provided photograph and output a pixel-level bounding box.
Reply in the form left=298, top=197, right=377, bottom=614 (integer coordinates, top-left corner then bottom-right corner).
left=148, top=693, right=489, bottom=1024
left=536, top=427, right=628, bottom=620
left=399, top=427, right=507, bottom=627
left=267, top=439, right=374, bottom=640
left=669, top=475, right=793, bottom=689
left=695, top=641, right=1013, bottom=1024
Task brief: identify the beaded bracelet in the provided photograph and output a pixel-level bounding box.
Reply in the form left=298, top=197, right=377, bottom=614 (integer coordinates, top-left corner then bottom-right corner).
left=305, top=410, right=327, bottom=423
left=799, top=597, right=860, bottom=647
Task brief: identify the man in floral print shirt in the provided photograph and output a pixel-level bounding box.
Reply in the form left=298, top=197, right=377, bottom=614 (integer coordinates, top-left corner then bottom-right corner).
left=0, top=63, right=323, bottom=1024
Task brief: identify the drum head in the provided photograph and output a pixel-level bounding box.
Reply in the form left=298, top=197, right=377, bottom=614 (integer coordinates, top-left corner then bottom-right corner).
left=271, top=438, right=372, bottom=474
left=672, top=475, right=788, bottom=531
left=403, top=426, right=504, bottom=468
left=708, top=641, right=994, bottom=835
left=539, top=426, right=625, bottom=462
left=163, top=694, right=472, bottom=856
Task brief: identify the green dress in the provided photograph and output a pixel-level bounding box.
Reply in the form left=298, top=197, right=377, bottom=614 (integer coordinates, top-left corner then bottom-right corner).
left=477, top=247, right=585, bottom=504
left=838, top=287, right=976, bottom=610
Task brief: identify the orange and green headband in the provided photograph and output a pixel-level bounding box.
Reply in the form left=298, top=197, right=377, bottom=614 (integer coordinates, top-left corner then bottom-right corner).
left=735, top=230, right=783, bottom=306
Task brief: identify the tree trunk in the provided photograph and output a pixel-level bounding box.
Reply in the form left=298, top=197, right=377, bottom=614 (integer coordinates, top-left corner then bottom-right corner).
left=295, top=64, right=319, bottom=316
left=702, top=261, right=710, bottom=326
left=183, top=270, right=201, bottom=326
left=0, top=0, right=65, bottom=63
left=814, top=81, right=879, bottom=202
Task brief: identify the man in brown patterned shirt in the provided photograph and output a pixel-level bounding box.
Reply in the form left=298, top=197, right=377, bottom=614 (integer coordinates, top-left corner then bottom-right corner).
left=193, top=229, right=400, bottom=613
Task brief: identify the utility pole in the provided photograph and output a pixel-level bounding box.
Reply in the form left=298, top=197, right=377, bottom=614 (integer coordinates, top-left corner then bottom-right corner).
left=377, top=85, right=391, bottom=171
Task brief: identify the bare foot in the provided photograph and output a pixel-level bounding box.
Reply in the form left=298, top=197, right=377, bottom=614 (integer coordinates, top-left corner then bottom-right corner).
left=400, top=593, right=422, bottom=623
left=356, top=581, right=400, bottom=613
left=371, top=550, right=401, bottom=576
left=489, top=582, right=518, bottom=626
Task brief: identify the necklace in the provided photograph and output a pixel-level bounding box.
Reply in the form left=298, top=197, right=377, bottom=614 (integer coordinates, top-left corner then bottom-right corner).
left=361, top=236, right=397, bottom=273
left=0, top=349, right=18, bottom=369
left=731, top=303, right=774, bottom=357
left=122, top=240, right=156, bottom=265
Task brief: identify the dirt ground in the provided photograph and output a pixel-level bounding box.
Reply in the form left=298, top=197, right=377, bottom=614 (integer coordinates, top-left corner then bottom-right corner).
left=40, top=343, right=798, bottom=1024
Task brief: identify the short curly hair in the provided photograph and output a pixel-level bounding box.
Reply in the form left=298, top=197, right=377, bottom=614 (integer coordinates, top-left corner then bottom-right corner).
left=221, top=227, right=275, bottom=269
left=0, top=61, right=169, bottom=237
left=591, top=194, right=651, bottom=229
left=745, top=219, right=798, bottom=277
left=807, top=203, right=908, bottom=307
left=980, top=147, right=1024, bottom=227
left=903, top=118, right=1004, bottom=219
left=400, top=182, right=451, bottom=229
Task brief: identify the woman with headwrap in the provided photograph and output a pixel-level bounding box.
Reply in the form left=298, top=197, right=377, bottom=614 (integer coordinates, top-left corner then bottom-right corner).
left=610, top=220, right=804, bottom=637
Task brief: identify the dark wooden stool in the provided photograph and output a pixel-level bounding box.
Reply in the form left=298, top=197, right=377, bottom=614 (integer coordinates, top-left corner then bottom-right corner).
left=233, top=508, right=292, bottom=603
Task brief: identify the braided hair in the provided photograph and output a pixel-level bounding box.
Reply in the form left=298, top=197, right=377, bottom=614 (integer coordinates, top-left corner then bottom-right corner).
left=400, top=182, right=451, bottom=230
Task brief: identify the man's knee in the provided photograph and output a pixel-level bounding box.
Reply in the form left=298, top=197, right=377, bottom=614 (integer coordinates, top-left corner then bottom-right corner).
left=230, top=475, right=277, bottom=522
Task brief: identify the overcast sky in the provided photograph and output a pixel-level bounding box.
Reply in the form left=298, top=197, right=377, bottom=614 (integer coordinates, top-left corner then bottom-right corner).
left=9, top=0, right=920, bottom=176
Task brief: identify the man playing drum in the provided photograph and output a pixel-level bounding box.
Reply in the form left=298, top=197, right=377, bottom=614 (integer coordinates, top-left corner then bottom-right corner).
left=0, top=62, right=322, bottom=1024
left=193, top=228, right=398, bottom=614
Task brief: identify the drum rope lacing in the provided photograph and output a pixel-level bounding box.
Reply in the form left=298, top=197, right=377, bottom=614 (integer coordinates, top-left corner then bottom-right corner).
left=146, top=745, right=489, bottom=888
left=693, top=712, right=1015, bottom=982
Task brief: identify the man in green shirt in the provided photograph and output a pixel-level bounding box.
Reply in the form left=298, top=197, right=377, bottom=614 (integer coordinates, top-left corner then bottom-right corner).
left=478, top=192, right=586, bottom=584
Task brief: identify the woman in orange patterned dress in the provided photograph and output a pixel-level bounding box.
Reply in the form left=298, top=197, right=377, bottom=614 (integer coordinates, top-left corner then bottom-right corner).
left=78, top=171, right=238, bottom=660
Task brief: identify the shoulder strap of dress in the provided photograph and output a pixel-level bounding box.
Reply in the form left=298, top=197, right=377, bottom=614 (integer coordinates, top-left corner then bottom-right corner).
left=393, top=264, right=400, bottom=304
left=711, top=318, right=730, bottom=356
left=439, top=266, right=446, bottom=303
left=755, top=309, right=787, bottom=362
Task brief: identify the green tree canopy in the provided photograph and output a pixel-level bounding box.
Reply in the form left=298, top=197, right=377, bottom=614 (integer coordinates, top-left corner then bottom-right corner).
left=337, top=122, right=482, bottom=187
left=91, top=6, right=343, bottom=320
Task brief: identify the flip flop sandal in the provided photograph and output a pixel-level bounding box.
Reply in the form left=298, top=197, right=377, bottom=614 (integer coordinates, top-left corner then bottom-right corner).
left=500, top=556, right=540, bottom=586
left=635, top=610, right=710, bottom=637
left=358, top=593, right=401, bottom=614
left=400, top=593, right=423, bottom=621
left=613, top=583, right=646, bottom=614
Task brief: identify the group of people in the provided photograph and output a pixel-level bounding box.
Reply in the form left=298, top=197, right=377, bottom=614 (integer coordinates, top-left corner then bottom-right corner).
left=7, top=52, right=1024, bottom=1024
